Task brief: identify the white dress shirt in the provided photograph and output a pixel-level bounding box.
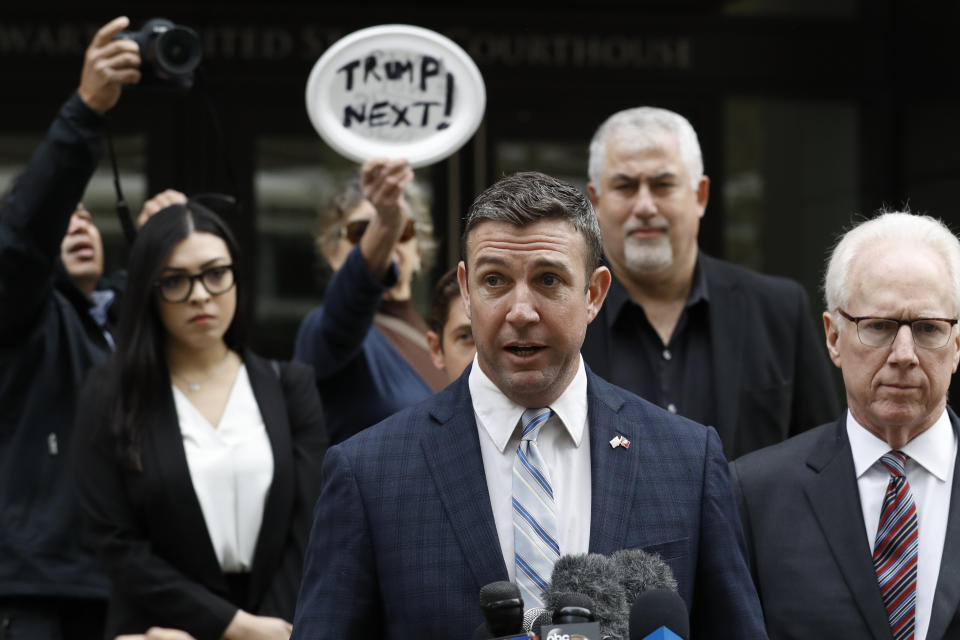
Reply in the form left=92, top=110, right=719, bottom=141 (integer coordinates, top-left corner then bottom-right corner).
left=173, top=365, right=274, bottom=573
left=468, top=354, right=592, bottom=580
left=847, top=408, right=956, bottom=640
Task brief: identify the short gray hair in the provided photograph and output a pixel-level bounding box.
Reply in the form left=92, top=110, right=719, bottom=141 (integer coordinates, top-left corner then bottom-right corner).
left=461, top=171, right=603, bottom=280
left=824, top=211, right=960, bottom=316
left=587, top=107, right=703, bottom=193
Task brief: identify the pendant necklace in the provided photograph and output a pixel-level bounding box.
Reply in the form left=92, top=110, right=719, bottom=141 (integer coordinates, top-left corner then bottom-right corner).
left=172, top=351, right=232, bottom=393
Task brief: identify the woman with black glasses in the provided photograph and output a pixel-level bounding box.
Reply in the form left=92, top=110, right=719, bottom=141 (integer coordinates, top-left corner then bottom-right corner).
left=294, top=158, right=448, bottom=444
left=73, top=202, right=327, bottom=640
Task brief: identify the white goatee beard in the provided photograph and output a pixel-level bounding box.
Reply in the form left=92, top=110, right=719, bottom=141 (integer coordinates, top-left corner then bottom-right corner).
left=623, top=235, right=674, bottom=273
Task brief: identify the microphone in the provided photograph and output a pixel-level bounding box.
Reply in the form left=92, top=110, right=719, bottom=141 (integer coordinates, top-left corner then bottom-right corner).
left=547, top=554, right=628, bottom=639
left=629, top=589, right=689, bottom=640
left=474, top=581, right=532, bottom=639
left=552, top=592, right=596, bottom=624
left=480, top=581, right=525, bottom=636
left=537, top=593, right=602, bottom=640
left=609, top=548, right=678, bottom=606
left=522, top=607, right=551, bottom=633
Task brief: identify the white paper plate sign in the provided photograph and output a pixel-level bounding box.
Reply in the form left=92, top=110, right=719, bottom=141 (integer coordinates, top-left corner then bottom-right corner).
left=306, top=25, right=486, bottom=168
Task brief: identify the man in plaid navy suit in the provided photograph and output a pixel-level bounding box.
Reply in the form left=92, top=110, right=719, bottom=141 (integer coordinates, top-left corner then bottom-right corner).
left=292, top=169, right=765, bottom=639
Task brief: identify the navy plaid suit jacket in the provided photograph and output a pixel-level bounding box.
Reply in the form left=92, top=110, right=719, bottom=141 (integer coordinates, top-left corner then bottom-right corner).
left=292, top=366, right=766, bottom=639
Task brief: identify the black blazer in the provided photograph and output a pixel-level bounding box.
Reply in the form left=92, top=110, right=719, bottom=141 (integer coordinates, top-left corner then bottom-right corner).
left=74, top=352, right=328, bottom=640
left=730, top=412, right=960, bottom=640
left=583, top=252, right=841, bottom=459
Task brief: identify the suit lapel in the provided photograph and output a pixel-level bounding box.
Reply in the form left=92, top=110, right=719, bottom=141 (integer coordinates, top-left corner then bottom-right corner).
left=420, top=376, right=508, bottom=590
left=803, top=416, right=893, bottom=640
left=927, top=408, right=960, bottom=640
left=245, top=353, right=294, bottom=607
left=703, top=256, right=745, bottom=451
left=151, top=383, right=228, bottom=594
left=585, top=371, right=639, bottom=555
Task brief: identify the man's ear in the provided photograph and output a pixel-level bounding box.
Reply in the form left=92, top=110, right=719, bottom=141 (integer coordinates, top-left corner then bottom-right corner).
left=587, top=182, right=600, bottom=209
left=585, top=266, right=612, bottom=323
left=426, top=330, right=446, bottom=373
left=952, top=328, right=960, bottom=374
left=457, top=261, right=471, bottom=321
left=695, top=175, right=710, bottom=219
left=823, top=311, right=842, bottom=368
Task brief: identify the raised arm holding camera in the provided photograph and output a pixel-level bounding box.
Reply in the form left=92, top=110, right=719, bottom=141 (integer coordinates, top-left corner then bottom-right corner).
left=0, top=15, right=139, bottom=639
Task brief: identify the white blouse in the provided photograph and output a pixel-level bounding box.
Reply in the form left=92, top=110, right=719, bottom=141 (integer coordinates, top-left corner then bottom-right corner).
left=172, top=364, right=274, bottom=573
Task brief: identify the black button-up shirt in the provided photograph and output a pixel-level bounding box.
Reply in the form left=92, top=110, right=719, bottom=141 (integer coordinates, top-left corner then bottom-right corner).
left=586, top=257, right=715, bottom=426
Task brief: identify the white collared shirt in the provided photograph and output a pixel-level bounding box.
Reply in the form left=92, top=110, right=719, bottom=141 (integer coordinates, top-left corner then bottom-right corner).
left=468, top=354, right=592, bottom=580
left=173, top=365, right=274, bottom=573
left=847, top=408, right=956, bottom=640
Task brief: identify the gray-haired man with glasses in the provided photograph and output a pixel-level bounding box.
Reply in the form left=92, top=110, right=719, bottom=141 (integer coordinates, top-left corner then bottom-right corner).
left=730, top=211, right=960, bottom=640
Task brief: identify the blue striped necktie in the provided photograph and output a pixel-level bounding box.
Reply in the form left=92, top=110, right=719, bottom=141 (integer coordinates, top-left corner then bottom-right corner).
left=873, top=450, right=918, bottom=640
left=512, top=407, right=560, bottom=608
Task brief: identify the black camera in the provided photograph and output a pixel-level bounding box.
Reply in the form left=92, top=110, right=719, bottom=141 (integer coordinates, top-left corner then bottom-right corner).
left=114, top=18, right=203, bottom=90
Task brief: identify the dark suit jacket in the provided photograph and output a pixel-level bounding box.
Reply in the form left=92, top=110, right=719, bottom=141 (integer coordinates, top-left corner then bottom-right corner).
left=73, top=353, right=328, bottom=640
left=291, top=367, right=766, bottom=640
left=730, top=413, right=960, bottom=640
left=583, top=252, right=841, bottom=460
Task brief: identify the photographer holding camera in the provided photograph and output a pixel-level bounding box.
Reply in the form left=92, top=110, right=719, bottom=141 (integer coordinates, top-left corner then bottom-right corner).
left=0, top=17, right=187, bottom=638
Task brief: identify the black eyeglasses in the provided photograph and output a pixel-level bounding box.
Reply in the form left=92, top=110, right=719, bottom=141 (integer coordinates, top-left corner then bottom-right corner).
left=342, top=218, right=416, bottom=245
left=837, top=308, right=958, bottom=349
left=156, top=264, right=236, bottom=303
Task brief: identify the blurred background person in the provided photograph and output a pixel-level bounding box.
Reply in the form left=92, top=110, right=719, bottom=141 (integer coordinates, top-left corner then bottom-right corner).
left=294, top=158, right=445, bottom=444
left=583, top=106, right=840, bottom=459
left=425, top=267, right=475, bottom=385
left=0, top=17, right=144, bottom=638
left=73, top=203, right=327, bottom=640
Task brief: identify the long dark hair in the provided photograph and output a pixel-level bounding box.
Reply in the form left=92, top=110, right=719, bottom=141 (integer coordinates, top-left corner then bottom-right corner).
left=108, top=202, right=248, bottom=469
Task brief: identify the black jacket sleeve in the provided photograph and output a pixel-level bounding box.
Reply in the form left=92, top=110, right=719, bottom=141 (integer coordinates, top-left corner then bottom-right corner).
left=258, top=360, right=328, bottom=620
left=0, top=92, right=103, bottom=336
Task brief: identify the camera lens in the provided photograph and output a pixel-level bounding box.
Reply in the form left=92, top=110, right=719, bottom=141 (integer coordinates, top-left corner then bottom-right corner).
left=155, top=26, right=202, bottom=75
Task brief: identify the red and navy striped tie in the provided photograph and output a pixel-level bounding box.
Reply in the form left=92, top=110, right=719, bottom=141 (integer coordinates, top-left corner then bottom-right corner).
left=873, top=450, right=918, bottom=640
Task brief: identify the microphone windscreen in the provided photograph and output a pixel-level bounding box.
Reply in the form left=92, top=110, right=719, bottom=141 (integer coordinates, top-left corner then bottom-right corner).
left=609, top=548, right=678, bottom=604
left=629, top=588, right=690, bottom=640
left=548, top=553, right=628, bottom=639
left=479, top=581, right=524, bottom=636
left=480, top=580, right=523, bottom=607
